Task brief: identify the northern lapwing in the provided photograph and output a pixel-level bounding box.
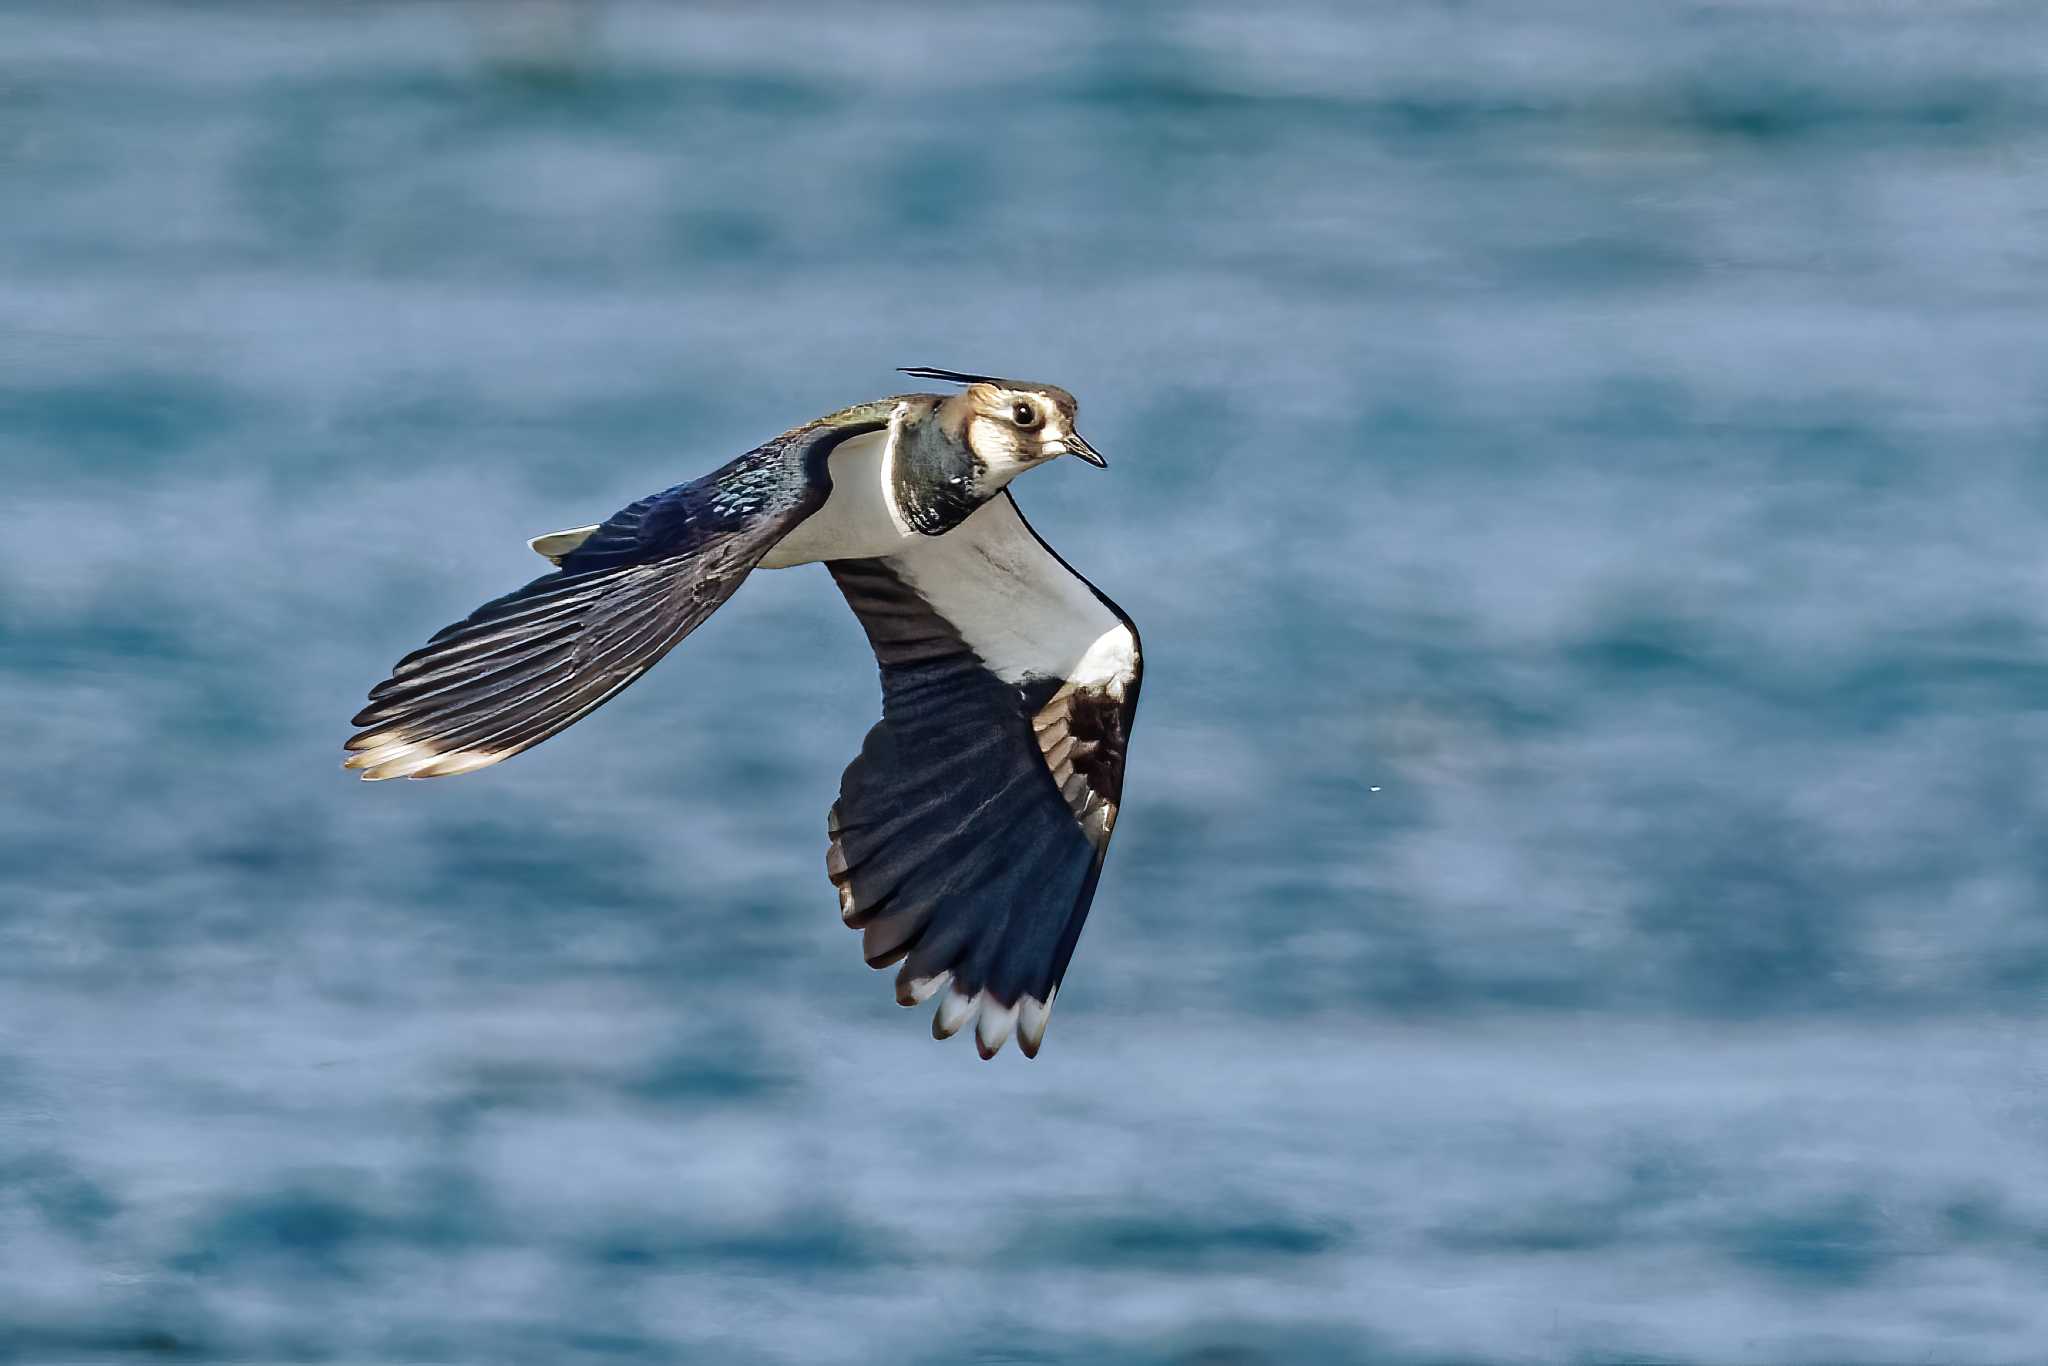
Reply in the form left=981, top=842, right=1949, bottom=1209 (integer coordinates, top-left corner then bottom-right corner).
left=345, top=369, right=1142, bottom=1059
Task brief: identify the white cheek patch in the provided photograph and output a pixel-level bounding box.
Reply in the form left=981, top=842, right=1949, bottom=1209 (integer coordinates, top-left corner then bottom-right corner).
left=965, top=416, right=1034, bottom=487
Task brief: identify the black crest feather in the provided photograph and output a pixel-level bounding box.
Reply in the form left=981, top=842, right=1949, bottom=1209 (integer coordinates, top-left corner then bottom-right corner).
left=899, top=366, right=1005, bottom=386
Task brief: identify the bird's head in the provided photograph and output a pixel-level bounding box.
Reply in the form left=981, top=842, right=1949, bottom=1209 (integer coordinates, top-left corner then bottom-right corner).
left=900, top=367, right=1107, bottom=484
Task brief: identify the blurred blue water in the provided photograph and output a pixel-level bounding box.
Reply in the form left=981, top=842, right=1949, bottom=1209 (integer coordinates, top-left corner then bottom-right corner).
left=4, top=2, right=2048, bottom=1362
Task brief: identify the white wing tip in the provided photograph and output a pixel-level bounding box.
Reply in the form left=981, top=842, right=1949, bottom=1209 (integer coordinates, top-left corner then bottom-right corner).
left=933, top=986, right=979, bottom=1040
left=974, top=999, right=1019, bottom=1059
left=898, top=971, right=951, bottom=1006
left=343, top=734, right=511, bottom=781
left=1017, top=989, right=1056, bottom=1058
left=923, top=985, right=1055, bottom=1059
left=343, top=736, right=441, bottom=780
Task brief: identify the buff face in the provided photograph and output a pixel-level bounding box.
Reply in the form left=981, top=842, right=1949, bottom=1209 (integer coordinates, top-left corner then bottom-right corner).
left=947, top=381, right=1103, bottom=481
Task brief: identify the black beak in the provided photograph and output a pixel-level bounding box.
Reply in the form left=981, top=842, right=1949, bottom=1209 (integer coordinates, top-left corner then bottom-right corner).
left=1066, top=432, right=1108, bottom=468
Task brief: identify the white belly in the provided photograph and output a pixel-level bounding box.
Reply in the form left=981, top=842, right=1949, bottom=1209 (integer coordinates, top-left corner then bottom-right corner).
left=757, top=428, right=916, bottom=568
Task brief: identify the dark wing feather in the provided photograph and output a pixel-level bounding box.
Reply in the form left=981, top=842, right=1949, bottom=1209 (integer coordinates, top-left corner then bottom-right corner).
left=345, top=403, right=895, bottom=780
left=825, top=521, right=1141, bottom=1059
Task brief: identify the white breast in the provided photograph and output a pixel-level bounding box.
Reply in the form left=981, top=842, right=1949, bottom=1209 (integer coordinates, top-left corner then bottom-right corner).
left=757, top=425, right=914, bottom=569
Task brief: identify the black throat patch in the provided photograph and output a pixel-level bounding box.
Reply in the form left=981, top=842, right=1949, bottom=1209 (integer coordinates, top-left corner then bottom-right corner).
left=890, top=413, right=984, bottom=536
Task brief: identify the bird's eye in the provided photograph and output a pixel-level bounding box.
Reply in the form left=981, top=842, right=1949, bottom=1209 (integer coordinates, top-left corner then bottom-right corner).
left=1011, top=401, right=1041, bottom=429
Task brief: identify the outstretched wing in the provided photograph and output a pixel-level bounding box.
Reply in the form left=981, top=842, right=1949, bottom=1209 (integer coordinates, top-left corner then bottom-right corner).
left=345, top=402, right=896, bottom=780
left=827, top=492, right=1142, bottom=1059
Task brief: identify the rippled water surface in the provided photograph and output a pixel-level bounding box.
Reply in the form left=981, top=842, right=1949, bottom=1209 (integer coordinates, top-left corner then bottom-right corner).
left=6, top=3, right=2048, bottom=1362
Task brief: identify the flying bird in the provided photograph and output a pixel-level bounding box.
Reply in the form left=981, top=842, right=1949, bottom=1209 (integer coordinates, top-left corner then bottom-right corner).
left=344, top=370, right=1142, bottom=1059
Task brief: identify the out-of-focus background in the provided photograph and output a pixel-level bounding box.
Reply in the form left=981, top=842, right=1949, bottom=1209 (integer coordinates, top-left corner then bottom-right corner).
left=5, top=2, right=2048, bottom=1361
